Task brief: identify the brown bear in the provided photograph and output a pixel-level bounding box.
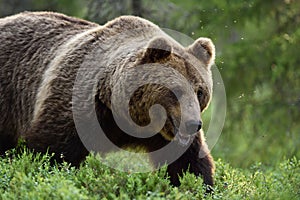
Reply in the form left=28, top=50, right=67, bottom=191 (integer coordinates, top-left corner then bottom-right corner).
left=0, top=11, right=215, bottom=189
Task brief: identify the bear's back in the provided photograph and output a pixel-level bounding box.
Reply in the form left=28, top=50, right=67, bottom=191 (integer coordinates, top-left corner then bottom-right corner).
left=0, top=12, right=99, bottom=131
left=0, top=11, right=98, bottom=75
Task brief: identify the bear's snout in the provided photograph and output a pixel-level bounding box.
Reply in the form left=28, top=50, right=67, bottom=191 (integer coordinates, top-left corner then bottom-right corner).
left=185, top=120, right=202, bottom=135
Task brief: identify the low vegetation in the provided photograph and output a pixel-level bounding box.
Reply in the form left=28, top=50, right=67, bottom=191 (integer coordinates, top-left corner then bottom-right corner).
left=0, top=149, right=299, bottom=199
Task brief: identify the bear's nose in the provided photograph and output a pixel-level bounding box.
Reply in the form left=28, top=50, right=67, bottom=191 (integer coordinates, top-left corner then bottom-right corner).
left=185, top=120, right=202, bottom=135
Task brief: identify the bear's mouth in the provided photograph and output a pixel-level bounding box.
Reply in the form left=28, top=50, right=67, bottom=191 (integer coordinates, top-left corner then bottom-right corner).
left=170, top=117, right=194, bottom=147
left=174, top=128, right=192, bottom=146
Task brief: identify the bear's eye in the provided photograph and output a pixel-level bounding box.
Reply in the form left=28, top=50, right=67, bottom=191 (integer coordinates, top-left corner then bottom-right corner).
left=197, top=90, right=203, bottom=100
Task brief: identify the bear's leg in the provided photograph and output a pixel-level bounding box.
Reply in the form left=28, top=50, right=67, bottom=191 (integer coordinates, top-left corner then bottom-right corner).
left=0, top=122, right=19, bottom=155
left=0, top=131, right=19, bottom=155
left=0, top=101, right=19, bottom=154
left=165, top=133, right=215, bottom=189
left=24, top=119, right=89, bottom=167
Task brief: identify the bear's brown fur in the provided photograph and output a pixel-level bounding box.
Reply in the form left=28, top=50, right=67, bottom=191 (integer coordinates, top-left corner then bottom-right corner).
left=0, top=12, right=215, bottom=188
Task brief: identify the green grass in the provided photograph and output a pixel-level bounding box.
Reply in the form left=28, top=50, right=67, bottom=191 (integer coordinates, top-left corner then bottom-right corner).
left=0, top=149, right=299, bottom=200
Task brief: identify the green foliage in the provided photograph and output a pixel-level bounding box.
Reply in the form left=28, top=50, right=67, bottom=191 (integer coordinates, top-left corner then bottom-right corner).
left=0, top=150, right=299, bottom=199
left=214, top=157, right=300, bottom=199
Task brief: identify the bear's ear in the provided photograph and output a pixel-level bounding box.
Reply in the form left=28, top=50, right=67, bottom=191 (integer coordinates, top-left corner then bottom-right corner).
left=142, top=37, right=172, bottom=62
left=187, top=37, right=215, bottom=68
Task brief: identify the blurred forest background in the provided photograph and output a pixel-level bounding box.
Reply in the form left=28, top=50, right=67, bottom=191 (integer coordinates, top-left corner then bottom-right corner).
left=0, top=0, right=299, bottom=169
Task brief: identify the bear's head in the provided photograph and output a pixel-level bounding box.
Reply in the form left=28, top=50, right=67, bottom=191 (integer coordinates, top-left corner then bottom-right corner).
left=106, top=35, right=215, bottom=147
left=112, top=37, right=215, bottom=145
